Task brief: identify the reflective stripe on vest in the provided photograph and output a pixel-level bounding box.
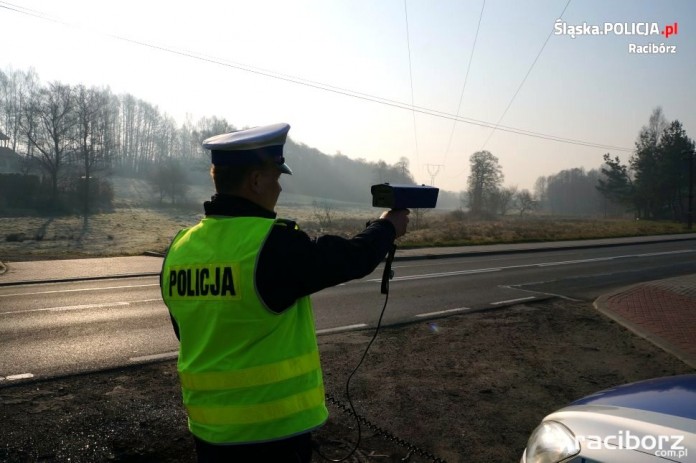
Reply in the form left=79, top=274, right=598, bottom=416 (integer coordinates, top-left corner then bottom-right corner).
left=161, top=217, right=328, bottom=443
left=186, top=386, right=325, bottom=426
left=179, top=350, right=320, bottom=391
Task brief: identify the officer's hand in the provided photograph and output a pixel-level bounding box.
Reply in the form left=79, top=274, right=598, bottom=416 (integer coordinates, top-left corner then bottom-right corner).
left=380, top=209, right=410, bottom=238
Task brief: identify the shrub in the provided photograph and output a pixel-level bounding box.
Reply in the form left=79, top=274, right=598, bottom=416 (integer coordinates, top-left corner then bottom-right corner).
left=6, top=233, right=27, bottom=242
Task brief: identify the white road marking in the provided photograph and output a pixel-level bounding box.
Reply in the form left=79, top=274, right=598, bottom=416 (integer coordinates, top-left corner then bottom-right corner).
left=316, top=324, right=367, bottom=334
left=367, top=267, right=502, bottom=283
left=490, top=296, right=536, bottom=306
left=366, top=249, right=695, bottom=283
left=536, top=258, right=613, bottom=267
left=129, top=351, right=178, bottom=362
left=636, top=250, right=695, bottom=257
left=48, top=302, right=130, bottom=312
left=508, top=279, right=553, bottom=286
left=4, top=373, right=34, bottom=381
left=501, top=284, right=583, bottom=302
left=2, top=249, right=692, bottom=296
left=535, top=250, right=694, bottom=267
left=415, top=307, right=472, bottom=318
left=0, top=298, right=162, bottom=316
left=0, top=283, right=160, bottom=298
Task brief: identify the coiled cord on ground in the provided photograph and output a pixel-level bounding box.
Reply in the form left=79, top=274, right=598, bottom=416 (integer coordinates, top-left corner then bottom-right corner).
left=324, top=392, right=448, bottom=463
left=315, top=245, right=448, bottom=463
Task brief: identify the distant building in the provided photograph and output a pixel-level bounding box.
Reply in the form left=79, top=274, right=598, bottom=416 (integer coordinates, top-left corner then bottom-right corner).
left=0, top=130, right=9, bottom=147
left=0, top=146, right=23, bottom=174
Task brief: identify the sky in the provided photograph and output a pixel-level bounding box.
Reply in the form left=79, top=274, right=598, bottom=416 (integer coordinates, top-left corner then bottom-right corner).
left=0, top=0, right=694, bottom=193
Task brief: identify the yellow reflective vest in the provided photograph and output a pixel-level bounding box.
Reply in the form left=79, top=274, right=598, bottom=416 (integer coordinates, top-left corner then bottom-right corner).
left=161, top=216, right=328, bottom=444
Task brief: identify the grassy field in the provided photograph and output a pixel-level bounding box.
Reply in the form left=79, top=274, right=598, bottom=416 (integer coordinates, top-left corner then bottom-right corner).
left=0, top=177, right=692, bottom=261
left=401, top=214, right=690, bottom=248
left=1, top=207, right=690, bottom=261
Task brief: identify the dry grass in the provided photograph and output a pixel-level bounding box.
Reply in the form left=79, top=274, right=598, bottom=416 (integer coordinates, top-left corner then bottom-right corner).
left=1, top=208, right=689, bottom=262
left=0, top=176, right=691, bottom=261
left=400, top=215, right=690, bottom=248
left=0, top=208, right=200, bottom=261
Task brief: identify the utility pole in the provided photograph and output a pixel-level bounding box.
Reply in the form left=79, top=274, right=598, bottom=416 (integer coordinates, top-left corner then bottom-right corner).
left=425, top=164, right=442, bottom=186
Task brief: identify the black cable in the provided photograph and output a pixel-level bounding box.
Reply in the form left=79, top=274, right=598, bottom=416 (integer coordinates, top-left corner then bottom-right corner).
left=317, top=243, right=447, bottom=462
left=315, top=246, right=395, bottom=462
left=324, top=393, right=448, bottom=463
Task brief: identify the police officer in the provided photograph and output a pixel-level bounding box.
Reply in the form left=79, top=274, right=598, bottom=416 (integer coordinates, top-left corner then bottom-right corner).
left=161, top=122, right=409, bottom=462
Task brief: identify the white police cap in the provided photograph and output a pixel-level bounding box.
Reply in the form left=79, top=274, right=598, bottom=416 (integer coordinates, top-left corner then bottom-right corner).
left=203, top=122, right=292, bottom=174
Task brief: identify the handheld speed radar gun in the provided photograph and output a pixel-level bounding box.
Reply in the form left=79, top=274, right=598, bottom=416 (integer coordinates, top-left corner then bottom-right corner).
left=371, top=183, right=439, bottom=294
left=371, top=183, right=439, bottom=210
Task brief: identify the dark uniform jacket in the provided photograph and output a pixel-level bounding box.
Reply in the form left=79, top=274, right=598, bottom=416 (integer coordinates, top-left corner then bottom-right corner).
left=166, top=194, right=397, bottom=458
left=169, top=194, right=396, bottom=336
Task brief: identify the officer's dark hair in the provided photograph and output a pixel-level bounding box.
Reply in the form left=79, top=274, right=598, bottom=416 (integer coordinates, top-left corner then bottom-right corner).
left=211, top=159, right=276, bottom=194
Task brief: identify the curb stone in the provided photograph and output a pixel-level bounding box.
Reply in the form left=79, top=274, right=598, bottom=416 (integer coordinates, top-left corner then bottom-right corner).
left=594, top=282, right=696, bottom=369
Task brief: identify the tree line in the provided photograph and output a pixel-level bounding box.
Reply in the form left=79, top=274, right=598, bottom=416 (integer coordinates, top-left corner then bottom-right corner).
left=0, top=67, right=432, bottom=214
left=598, top=108, right=694, bottom=221
left=0, top=68, right=236, bottom=213
left=3, top=67, right=691, bottom=221
left=465, top=108, right=694, bottom=223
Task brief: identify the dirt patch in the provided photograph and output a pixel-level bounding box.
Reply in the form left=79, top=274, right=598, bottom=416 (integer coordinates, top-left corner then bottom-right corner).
left=1, top=299, right=692, bottom=462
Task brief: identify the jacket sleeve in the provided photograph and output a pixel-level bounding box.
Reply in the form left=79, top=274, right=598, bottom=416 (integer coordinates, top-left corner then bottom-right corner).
left=256, top=219, right=397, bottom=313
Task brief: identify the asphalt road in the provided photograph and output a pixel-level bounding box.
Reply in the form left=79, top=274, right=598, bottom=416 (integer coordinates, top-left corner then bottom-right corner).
left=2, top=239, right=696, bottom=383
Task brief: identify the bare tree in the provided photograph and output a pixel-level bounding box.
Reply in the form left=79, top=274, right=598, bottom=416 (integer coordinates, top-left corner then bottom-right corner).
left=533, top=176, right=548, bottom=210
left=178, top=115, right=198, bottom=162
left=0, top=68, right=39, bottom=157
left=496, top=185, right=518, bottom=215
left=312, top=199, right=335, bottom=228
left=74, top=85, right=113, bottom=215
left=516, top=189, right=537, bottom=215
left=395, top=156, right=413, bottom=181
left=647, top=106, right=668, bottom=145
left=458, top=191, right=468, bottom=211
left=119, top=93, right=137, bottom=173
left=24, top=82, right=75, bottom=204
left=373, top=160, right=389, bottom=184
left=191, top=116, right=236, bottom=166
left=467, top=150, right=503, bottom=215
left=150, top=158, right=189, bottom=205
left=410, top=208, right=430, bottom=230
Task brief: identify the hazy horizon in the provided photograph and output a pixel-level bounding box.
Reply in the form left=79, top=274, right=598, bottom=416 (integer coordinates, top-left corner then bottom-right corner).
left=1, top=0, right=694, bottom=192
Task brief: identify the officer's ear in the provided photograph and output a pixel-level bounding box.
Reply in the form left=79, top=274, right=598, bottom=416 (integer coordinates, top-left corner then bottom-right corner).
left=247, top=164, right=273, bottom=194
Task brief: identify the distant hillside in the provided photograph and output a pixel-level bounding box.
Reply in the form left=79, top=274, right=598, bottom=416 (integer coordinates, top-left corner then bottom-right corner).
left=282, top=139, right=460, bottom=209
left=115, top=136, right=461, bottom=210
left=1, top=68, right=462, bottom=211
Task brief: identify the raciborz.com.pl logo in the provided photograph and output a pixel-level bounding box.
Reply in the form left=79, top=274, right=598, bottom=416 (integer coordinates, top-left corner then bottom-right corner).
left=577, top=431, right=688, bottom=459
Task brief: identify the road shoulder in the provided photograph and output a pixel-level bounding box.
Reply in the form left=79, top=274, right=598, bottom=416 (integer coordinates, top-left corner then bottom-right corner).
left=1, top=299, right=693, bottom=462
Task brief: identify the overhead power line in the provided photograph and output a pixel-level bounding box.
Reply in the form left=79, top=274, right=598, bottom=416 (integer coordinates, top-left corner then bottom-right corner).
left=480, top=0, right=573, bottom=150
left=443, top=0, right=486, bottom=166
left=403, top=0, right=420, bottom=175
left=0, top=0, right=631, bottom=153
